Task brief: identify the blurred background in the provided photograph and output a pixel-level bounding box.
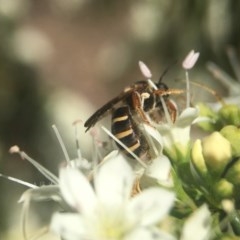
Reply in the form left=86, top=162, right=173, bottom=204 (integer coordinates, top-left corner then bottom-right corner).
left=0, top=0, right=240, bottom=239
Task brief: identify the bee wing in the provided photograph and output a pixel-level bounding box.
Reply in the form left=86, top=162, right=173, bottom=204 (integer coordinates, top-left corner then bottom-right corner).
left=84, top=89, right=133, bottom=132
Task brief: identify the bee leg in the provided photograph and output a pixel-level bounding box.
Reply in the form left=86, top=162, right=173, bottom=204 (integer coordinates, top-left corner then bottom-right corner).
left=132, top=91, right=151, bottom=125
left=166, top=99, right=178, bottom=123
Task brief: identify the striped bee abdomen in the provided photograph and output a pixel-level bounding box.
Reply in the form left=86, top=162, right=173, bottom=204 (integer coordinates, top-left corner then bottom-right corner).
left=111, top=106, right=149, bottom=158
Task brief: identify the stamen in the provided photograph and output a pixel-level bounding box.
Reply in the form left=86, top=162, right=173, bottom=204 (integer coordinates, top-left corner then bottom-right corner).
left=148, top=79, right=158, bottom=91
left=72, top=120, right=92, bottom=171
left=142, top=125, right=159, bottom=157
left=226, top=47, right=240, bottom=82
left=11, top=149, right=58, bottom=184
left=139, top=61, right=152, bottom=78
left=90, top=128, right=104, bottom=148
left=140, top=92, right=150, bottom=109
left=160, top=96, right=172, bottom=125
left=101, top=126, right=147, bottom=169
left=52, top=125, right=70, bottom=163
left=9, top=145, right=20, bottom=154
left=148, top=79, right=172, bottom=124
left=185, top=70, right=190, bottom=108
left=0, top=173, right=37, bottom=189
left=182, top=50, right=200, bottom=108
left=182, top=50, right=200, bottom=70
left=72, top=120, right=83, bottom=161
left=90, top=127, right=105, bottom=161
left=9, top=144, right=59, bottom=185
left=206, top=62, right=239, bottom=95
left=207, top=62, right=235, bottom=86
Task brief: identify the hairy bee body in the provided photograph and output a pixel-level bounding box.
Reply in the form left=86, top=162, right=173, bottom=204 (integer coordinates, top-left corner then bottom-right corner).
left=84, top=79, right=181, bottom=159
left=111, top=106, right=149, bottom=158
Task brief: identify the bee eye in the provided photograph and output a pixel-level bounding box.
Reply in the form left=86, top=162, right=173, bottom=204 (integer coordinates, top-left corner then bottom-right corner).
left=156, top=82, right=169, bottom=91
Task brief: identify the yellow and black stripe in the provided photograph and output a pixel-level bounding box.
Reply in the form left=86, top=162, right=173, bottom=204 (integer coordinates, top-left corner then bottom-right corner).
left=111, top=106, right=148, bottom=158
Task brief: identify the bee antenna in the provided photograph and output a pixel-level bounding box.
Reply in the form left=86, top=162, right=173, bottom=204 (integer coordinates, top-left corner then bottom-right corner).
left=189, top=80, right=225, bottom=105
left=158, top=60, right=178, bottom=83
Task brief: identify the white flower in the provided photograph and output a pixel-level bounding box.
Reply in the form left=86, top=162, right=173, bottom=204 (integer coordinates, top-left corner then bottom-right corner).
left=181, top=205, right=211, bottom=240
left=51, top=151, right=176, bottom=240
left=156, top=107, right=199, bottom=161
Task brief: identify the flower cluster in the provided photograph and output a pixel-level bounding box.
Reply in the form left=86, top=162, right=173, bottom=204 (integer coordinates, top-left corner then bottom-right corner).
left=51, top=152, right=176, bottom=240
left=5, top=49, right=240, bottom=240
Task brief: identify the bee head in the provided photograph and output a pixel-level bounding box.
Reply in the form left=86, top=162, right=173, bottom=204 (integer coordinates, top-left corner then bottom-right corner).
left=156, top=82, right=169, bottom=91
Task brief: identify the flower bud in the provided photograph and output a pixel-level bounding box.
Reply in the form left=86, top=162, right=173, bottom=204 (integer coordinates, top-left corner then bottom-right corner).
left=197, top=103, right=219, bottom=131
left=218, top=104, right=240, bottom=126
left=214, top=179, right=234, bottom=199
left=191, top=139, right=208, bottom=179
left=220, top=125, right=240, bottom=157
left=224, top=157, right=240, bottom=185
left=201, top=132, right=232, bottom=177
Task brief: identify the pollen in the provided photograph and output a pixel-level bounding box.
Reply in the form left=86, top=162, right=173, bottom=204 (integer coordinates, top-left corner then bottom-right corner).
left=94, top=208, right=129, bottom=240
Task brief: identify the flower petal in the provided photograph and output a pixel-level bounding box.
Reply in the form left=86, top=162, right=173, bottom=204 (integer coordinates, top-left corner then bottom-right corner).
left=181, top=205, right=211, bottom=240
left=59, top=166, right=96, bottom=214
left=95, top=152, right=134, bottom=206
left=145, top=155, right=172, bottom=186
left=143, top=124, right=163, bottom=149
left=125, top=227, right=176, bottom=240
left=50, top=213, right=85, bottom=240
left=19, top=185, right=61, bottom=203
left=176, top=107, right=199, bottom=127
left=128, top=188, right=175, bottom=226
left=157, top=123, right=190, bottom=151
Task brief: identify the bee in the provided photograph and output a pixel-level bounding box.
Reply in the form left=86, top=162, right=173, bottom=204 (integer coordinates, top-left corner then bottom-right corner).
left=84, top=79, right=182, bottom=159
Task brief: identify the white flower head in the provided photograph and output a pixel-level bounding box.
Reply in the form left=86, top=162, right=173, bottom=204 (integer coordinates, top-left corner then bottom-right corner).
left=51, top=151, right=176, bottom=240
